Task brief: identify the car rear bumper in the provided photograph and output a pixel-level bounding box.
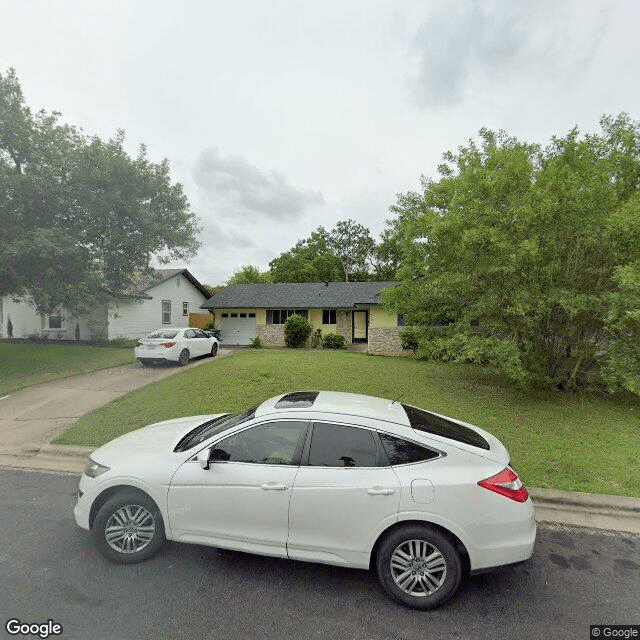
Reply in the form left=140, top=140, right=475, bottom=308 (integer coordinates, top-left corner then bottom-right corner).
left=464, top=499, right=537, bottom=571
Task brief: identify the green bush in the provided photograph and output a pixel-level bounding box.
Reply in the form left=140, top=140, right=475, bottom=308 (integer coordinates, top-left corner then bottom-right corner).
left=322, top=333, right=345, bottom=350
left=249, top=335, right=263, bottom=349
left=399, top=327, right=421, bottom=354
left=203, top=319, right=216, bottom=331
left=284, top=314, right=312, bottom=348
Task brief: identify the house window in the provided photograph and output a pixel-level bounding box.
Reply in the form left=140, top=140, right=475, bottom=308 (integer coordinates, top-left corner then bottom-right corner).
left=267, top=309, right=308, bottom=324
left=397, top=315, right=406, bottom=327
left=322, top=309, right=337, bottom=325
left=231, top=313, right=238, bottom=318
left=176, top=276, right=181, bottom=287
left=48, top=305, right=64, bottom=329
left=249, top=313, right=256, bottom=318
left=222, top=313, right=229, bottom=318
left=240, top=313, right=247, bottom=318
left=183, top=302, right=189, bottom=316
left=162, top=300, right=171, bottom=324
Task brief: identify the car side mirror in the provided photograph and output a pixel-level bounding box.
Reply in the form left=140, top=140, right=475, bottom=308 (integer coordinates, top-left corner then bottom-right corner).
left=197, top=449, right=211, bottom=470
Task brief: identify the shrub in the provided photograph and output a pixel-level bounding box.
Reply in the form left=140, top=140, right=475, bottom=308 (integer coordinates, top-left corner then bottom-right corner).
left=249, top=335, right=263, bottom=349
left=399, top=327, right=421, bottom=354
left=284, top=314, right=312, bottom=348
left=322, top=332, right=345, bottom=350
left=203, top=319, right=216, bottom=331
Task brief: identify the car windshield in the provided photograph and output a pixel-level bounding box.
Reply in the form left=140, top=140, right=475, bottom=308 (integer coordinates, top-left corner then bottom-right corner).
left=147, top=330, right=179, bottom=339
left=173, top=408, right=256, bottom=453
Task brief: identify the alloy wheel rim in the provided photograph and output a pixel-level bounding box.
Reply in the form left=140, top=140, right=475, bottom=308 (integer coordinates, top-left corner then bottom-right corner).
left=105, top=505, right=155, bottom=554
left=390, top=539, right=447, bottom=596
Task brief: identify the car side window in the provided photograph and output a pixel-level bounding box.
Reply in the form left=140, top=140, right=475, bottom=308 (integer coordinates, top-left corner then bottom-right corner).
left=213, top=421, right=308, bottom=465
left=308, top=422, right=378, bottom=467
left=184, top=329, right=195, bottom=338
left=379, top=433, right=440, bottom=466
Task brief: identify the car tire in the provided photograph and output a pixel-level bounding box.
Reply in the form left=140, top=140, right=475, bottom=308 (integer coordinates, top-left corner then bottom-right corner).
left=210, top=343, right=218, bottom=357
left=137, top=359, right=148, bottom=367
left=92, top=490, right=165, bottom=565
left=178, top=349, right=190, bottom=366
left=376, top=525, right=462, bottom=610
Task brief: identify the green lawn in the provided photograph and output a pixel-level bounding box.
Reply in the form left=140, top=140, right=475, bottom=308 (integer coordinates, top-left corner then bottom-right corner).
left=0, top=342, right=136, bottom=395
left=54, top=349, right=640, bottom=497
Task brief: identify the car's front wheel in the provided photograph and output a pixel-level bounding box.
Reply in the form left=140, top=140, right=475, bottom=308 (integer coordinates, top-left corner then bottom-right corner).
left=376, top=525, right=462, bottom=610
left=92, top=491, right=165, bottom=564
left=178, top=349, right=190, bottom=366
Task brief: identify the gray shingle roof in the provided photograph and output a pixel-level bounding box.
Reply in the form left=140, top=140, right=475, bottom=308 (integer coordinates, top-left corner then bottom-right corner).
left=201, top=281, right=399, bottom=310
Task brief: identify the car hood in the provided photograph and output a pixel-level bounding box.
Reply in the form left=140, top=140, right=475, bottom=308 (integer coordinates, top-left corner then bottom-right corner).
left=91, top=414, right=227, bottom=466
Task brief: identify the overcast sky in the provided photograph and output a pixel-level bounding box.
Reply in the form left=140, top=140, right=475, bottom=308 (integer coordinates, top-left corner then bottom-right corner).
left=1, top=0, right=638, bottom=285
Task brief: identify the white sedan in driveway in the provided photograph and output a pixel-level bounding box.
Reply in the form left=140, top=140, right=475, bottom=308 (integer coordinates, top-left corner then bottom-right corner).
left=74, top=391, right=535, bottom=610
left=134, top=327, right=219, bottom=366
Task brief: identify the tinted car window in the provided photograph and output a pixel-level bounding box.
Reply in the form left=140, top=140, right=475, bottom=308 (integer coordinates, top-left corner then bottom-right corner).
left=214, top=421, right=307, bottom=465
left=379, top=433, right=440, bottom=466
left=308, top=423, right=378, bottom=467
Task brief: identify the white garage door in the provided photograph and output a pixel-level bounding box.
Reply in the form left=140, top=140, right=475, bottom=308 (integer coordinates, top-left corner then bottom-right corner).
left=220, top=315, right=257, bottom=346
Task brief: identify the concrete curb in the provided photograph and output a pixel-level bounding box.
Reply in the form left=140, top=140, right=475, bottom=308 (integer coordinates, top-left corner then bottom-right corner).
left=529, top=488, right=640, bottom=534
left=1, top=447, right=638, bottom=534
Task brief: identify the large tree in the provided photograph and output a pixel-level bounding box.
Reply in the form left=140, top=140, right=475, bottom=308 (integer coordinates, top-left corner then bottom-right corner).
left=384, top=115, right=640, bottom=394
left=269, top=220, right=376, bottom=282
left=0, top=68, right=200, bottom=317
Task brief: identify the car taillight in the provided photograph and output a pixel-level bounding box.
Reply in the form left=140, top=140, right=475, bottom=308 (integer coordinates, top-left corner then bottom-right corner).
left=161, top=342, right=176, bottom=348
left=478, top=468, right=529, bottom=503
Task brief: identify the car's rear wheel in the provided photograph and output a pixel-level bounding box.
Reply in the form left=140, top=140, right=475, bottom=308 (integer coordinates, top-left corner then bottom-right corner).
left=178, top=349, right=190, bottom=366
left=92, top=491, right=165, bottom=564
left=210, top=343, right=218, bottom=357
left=376, top=525, right=462, bottom=610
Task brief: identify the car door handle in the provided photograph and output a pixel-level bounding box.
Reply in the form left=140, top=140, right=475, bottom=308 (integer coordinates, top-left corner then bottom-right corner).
left=367, top=487, right=395, bottom=495
left=261, top=483, right=288, bottom=491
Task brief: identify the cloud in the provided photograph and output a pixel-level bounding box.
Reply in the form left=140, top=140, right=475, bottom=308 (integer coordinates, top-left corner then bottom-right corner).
left=192, top=147, right=324, bottom=222
left=410, top=0, right=611, bottom=107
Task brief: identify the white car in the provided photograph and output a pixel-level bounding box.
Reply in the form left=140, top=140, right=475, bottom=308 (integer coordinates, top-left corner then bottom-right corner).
left=74, top=391, right=535, bottom=609
left=134, top=327, right=219, bottom=366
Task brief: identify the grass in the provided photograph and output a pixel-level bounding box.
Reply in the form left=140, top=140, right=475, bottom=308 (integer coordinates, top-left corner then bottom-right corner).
left=54, top=349, right=640, bottom=498
left=0, top=342, right=136, bottom=395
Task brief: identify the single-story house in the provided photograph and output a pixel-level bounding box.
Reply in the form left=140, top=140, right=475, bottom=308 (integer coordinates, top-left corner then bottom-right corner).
left=200, top=281, right=407, bottom=354
left=0, top=269, right=211, bottom=341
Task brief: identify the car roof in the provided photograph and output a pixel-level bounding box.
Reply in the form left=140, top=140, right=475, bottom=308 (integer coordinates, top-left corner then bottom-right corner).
left=256, top=391, right=410, bottom=426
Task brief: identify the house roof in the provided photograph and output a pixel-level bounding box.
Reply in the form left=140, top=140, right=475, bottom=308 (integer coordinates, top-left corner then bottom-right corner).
left=116, top=269, right=210, bottom=299
left=201, top=281, right=399, bottom=310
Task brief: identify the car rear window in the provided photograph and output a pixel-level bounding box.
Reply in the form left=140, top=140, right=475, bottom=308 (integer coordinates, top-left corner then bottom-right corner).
left=275, top=391, right=319, bottom=409
left=401, top=404, right=490, bottom=450
left=379, top=433, right=441, bottom=465
left=147, top=330, right=179, bottom=339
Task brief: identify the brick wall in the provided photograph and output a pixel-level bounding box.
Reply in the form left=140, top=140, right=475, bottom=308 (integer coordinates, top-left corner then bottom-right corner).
left=257, top=324, right=285, bottom=346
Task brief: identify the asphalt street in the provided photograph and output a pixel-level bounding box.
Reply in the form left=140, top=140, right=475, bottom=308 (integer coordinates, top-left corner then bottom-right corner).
left=1, top=468, right=638, bottom=640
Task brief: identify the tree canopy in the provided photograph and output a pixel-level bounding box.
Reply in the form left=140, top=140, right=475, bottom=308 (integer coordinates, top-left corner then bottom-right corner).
left=384, top=114, right=640, bottom=394
left=226, top=265, right=271, bottom=284
left=0, top=68, right=200, bottom=317
left=268, top=219, right=376, bottom=282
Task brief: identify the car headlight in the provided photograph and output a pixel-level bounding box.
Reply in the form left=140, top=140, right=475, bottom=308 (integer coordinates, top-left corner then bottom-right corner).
left=84, top=459, right=110, bottom=478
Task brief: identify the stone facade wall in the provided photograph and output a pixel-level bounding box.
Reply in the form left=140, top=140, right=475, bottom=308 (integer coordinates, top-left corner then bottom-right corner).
left=368, top=327, right=413, bottom=356
left=256, top=324, right=285, bottom=346
left=335, top=310, right=352, bottom=345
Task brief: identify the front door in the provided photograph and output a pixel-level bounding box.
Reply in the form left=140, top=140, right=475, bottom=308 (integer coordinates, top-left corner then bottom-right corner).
left=352, top=310, right=368, bottom=342
left=167, top=420, right=308, bottom=557
left=287, top=422, right=400, bottom=568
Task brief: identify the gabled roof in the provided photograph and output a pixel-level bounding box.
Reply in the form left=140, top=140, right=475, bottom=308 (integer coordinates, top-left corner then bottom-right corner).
left=116, top=269, right=210, bottom=299
left=201, top=281, right=399, bottom=310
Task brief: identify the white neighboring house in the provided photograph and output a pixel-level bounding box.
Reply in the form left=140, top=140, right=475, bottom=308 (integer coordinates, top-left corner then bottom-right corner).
left=0, top=269, right=211, bottom=341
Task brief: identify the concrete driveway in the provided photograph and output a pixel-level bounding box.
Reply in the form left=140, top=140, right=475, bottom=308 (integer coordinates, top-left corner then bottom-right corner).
left=0, top=348, right=235, bottom=472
